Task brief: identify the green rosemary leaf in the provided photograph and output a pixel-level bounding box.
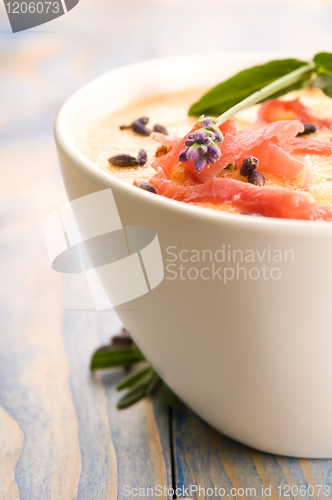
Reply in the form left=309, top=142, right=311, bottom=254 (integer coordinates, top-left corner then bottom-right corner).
left=313, top=52, right=332, bottom=76
left=314, top=73, right=332, bottom=98
left=117, top=383, right=147, bottom=409
left=162, top=383, right=179, bottom=408
left=90, top=345, right=144, bottom=370
left=116, top=364, right=152, bottom=391
left=189, top=58, right=309, bottom=117
left=145, top=372, right=161, bottom=395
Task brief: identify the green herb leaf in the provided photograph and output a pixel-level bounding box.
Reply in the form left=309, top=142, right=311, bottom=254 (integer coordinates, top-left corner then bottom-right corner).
left=314, top=73, right=332, bottom=98
left=145, top=372, right=161, bottom=395
left=116, top=364, right=152, bottom=391
left=117, top=383, right=147, bottom=409
left=162, top=383, right=179, bottom=408
left=313, top=52, right=332, bottom=76
left=117, top=368, right=161, bottom=408
left=189, top=59, right=310, bottom=117
left=90, top=345, right=144, bottom=370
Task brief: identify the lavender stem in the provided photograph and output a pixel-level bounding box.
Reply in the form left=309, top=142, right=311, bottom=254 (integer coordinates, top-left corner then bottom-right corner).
left=216, top=62, right=315, bottom=126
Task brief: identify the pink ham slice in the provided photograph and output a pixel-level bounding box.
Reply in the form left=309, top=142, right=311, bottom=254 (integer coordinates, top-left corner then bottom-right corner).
left=236, top=140, right=303, bottom=178
left=282, top=138, right=332, bottom=155
left=184, top=120, right=304, bottom=182
left=236, top=142, right=312, bottom=188
left=149, top=175, right=332, bottom=220
left=294, top=155, right=312, bottom=190
left=256, top=98, right=332, bottom=131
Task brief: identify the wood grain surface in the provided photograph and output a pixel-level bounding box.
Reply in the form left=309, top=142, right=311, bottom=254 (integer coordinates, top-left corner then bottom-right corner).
left=173, top=404, right=332, bottom=500
left=1, top=0, right=332, bottom=498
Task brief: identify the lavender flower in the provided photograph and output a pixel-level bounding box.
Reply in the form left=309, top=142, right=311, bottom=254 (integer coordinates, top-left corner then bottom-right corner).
left=179, top=117, right=223, bottom=173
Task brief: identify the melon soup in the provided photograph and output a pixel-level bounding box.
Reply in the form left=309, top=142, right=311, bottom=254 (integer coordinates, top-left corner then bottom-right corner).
left=55, top=55, right=332, bottom=457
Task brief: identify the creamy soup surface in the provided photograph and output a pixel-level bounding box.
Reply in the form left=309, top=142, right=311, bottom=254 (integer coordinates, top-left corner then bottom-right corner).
left=79, top=87, right=332, bottom=213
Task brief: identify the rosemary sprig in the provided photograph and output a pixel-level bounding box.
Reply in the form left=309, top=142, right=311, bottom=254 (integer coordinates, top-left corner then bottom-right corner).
left=116, top=364, right=153, bottom=391
left=90, top=330, right=178, bottom=409
left=90, top=344, right=144, bottom=370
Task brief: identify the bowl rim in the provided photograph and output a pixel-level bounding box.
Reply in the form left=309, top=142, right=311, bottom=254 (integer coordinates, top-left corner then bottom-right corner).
left=54, top=52, right=332, bottom=232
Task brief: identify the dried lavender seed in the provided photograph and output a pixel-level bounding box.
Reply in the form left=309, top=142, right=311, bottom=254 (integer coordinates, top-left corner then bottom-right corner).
left=108, top=154, right=139, bottom=167
left=137, top=149, right=148, bottom=166
left=297, top=123, right=317, bottom=137
left=133, top=180, right=157, bottom=193
left=240, top=156, right=259, bottom=177
left=137, top=117, right=149, bottom=125
left=153, top=124, right=169, bottom=135
left=248, top=170, right=265, bottom=186
left=132, top=119, right=151, bottom=136
left=119, top=117, right=150, bottom=133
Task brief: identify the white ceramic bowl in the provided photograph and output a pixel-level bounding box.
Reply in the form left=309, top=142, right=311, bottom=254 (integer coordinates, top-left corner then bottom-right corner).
left=54, top=54, right=332, bottom=458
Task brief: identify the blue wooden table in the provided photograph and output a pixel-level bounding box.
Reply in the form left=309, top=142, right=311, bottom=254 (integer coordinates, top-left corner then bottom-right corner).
left=1, top=1, right=332, bottom=498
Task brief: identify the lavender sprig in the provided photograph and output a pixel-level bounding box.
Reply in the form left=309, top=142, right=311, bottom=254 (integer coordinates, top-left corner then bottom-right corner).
left=182, top=62, right=316, bottom=173
left=179, top=118, right=223, bottom=173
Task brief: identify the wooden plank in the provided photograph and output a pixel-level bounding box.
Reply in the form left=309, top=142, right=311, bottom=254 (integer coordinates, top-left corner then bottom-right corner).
left=62, top=274, right=173, bottom=499
left=0, top=137, right=82, bottom=500
left=0, top=134, right=172, bottom=498
left=173, top=402, right=332, bottom=500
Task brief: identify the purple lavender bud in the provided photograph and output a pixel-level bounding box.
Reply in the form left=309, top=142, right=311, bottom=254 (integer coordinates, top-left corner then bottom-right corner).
left=202, top=136, right=213, bottom=146
left=205, top=128, right=221, bottom=141
left=186, top=147, right=201, bottom=161
left=194, top=130, right=206, bottom=141
left=240, top=156, right=259, bottom=177
left=200, top=119, right=215, bottom=128
left=214, top=130, right=222, bottom=142
left=195, top=157, right=208, bottom=173
left=137, top=149, right=148, bottom=166
left=179, top=148, right=189, bottom=163
left=204, top=132, right=216, bottom=142
left=207, top=130, right=216, bottom=138
left=179, top=117, right=224, bottom=173
left=248, top=170, right=265, bottom=186
left=184, top=138, right=196, bottom=147
left=197, top=144, right=208, bottom=155
left=208, top=144, right=221, bottom=162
